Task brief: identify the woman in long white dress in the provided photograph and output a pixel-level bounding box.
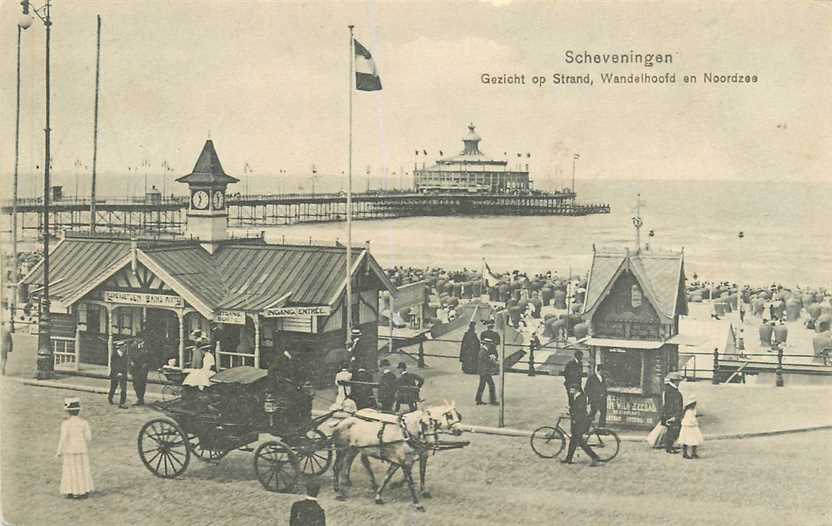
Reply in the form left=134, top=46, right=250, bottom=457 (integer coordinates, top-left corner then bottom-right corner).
left=183, top=348, right=216, bottom=390
left=56, top=398, right=94, bottom=498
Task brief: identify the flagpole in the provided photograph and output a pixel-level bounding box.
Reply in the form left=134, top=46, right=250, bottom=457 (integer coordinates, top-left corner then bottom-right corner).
left=346, top=25, right=354, bottom=349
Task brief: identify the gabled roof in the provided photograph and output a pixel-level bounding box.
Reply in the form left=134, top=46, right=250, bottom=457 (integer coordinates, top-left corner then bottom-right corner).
left=23, top=237, right=396, bottom=318
left=140, top=244, right=228, bottom=312
left=583, top=248, right=687, bottom=320
left=175, top=140, right=239, bottom=186
left=21, top=238, right=132, bottom=302
left=213, top=244, right=367, bottom=311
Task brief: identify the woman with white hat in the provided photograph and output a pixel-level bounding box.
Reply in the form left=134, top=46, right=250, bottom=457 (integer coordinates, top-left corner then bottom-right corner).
left=56, top=398, right=94, bottom=499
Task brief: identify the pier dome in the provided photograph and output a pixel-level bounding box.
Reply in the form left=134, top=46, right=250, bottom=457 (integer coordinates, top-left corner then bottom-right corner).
left=414, top=123, right=530, bottom=194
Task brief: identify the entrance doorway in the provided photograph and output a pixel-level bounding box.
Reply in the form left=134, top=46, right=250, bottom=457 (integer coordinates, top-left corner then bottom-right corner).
left=143, top=309, right=180, bottom=368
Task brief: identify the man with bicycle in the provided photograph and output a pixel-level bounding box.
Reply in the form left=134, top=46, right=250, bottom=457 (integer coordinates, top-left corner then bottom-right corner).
left=561, top=385, right=600, bottom=467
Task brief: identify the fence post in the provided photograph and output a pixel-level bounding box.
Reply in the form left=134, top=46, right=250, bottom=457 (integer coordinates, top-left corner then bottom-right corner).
left=417, top=339, right=426, bottom=368
left=528, top=339, right=536, bottom=377
left=712, top=348, right=720, bottom=385
left=775, top=345, right=784, bottom=387
left=499, top=327, right=506, bottom=428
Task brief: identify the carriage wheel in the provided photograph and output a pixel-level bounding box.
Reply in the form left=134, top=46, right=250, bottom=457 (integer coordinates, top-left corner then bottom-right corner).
left=254, top=440, right=300, bottom=493
left=188, top=434, right=229, bottom=462
left=292, top=429, right=333, bottom=476
left=138, top=418, right=190, bottom=478
left=530, top=426, right=565, bottom=459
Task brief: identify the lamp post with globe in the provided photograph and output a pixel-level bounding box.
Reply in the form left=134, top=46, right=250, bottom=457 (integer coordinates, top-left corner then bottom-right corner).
left=19, top=0, right=55, bottom=379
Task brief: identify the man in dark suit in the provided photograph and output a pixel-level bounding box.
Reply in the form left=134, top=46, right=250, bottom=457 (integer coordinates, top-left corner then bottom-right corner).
left=561, top=386, right=600, bottom=466
left=563, top=350, right=584, bottom=403
left=662, top=371, right=684, bottom=453
left=475, top=344, right=498, bottom=405
left=395, top=362, right=424, bottom=412
left=377, top=359, right=397, bottom=412
left=479, top=320, right=501, bottom=355
left=108, top=341, right=130, bottom=408
left=351, top=366, right=376, bottom=410
left=290, top=479, right=326, bottom=526
left=130, top=339, right=150, bottom=406
left=585, top=363, right=608, bottom=427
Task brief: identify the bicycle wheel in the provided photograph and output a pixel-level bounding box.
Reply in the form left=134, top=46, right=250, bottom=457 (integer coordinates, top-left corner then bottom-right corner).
left=530, top=426, right=565, bottom=459
left=587, top=428, right=620, bottom=462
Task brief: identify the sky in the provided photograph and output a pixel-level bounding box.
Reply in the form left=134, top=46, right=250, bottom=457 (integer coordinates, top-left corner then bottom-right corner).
left=1, top=0, right=831, bottom=198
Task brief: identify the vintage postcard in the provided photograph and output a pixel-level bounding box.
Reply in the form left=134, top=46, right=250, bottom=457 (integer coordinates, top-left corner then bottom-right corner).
left=1, top=1, right=830, bottom=525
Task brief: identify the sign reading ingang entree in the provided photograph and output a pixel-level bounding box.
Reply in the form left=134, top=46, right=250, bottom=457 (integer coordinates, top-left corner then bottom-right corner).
left=262, top=306, right=332, bottom=318
left=103, top=291, right=184, bottom=309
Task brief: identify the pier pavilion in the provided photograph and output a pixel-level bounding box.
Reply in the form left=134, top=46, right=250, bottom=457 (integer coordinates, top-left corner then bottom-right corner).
left=20, top=140, right=395, bottom=383
left=414, top=123, right=531, bottom=193
left=581, top=246, right=688, bottom=428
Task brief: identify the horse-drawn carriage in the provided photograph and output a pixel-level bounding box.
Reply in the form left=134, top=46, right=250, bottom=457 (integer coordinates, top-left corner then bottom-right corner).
left=137, top=366, right=333, bottom=492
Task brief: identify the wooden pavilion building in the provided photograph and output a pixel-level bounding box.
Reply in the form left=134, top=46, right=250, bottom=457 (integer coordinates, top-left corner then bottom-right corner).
left=21, top=140, right=395, bottom=383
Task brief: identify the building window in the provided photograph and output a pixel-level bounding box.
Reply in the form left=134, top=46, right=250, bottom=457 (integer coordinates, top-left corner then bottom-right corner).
left=116, top=309, right=133, bottom=336
left=631, top=284, right=643, bottom=309
left=604, top=348, right=643, bottom=390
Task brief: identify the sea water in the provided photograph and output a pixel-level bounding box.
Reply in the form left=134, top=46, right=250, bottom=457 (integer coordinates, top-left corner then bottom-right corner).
left=4, top=178, right=829, bottom=287
left=245, top=179, right=831, bottom=287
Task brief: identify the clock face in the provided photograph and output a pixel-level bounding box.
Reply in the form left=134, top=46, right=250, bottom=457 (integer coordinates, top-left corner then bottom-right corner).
left=212, top=190, right=225, bottom=210
left=191, top=190, right=209, bottom=210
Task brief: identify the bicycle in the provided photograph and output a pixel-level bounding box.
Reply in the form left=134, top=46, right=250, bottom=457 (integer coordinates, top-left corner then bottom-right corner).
left=530, top=413, right=620, bottom=462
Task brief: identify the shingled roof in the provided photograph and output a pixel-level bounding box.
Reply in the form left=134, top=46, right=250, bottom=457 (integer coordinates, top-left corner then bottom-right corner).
left=583, top=248, right=687, bottom=321
left=22, top=237, right=394, bottom=317
left=175, top=140, right=239, bottom=185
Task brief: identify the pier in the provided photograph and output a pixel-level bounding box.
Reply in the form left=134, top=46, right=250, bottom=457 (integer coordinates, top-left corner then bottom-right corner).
left=1, top=190, right=610, bottom=237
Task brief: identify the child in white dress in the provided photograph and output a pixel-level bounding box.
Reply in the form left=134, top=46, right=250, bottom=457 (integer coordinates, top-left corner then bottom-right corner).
left=56, top=398, right=94, bottom=498
left=679, top=397, right=703, bottom=459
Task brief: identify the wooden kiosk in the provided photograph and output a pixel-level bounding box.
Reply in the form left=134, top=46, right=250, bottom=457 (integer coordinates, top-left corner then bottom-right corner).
left=581, top=245, right=687, bottom=428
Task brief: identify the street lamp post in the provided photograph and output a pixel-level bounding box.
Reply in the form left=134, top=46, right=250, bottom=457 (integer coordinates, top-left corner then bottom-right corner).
left=311, top=164, right=317, bottom=195
left=19, top=0, right=55, bottom=379
left=737, top=231, right=745, bottom=354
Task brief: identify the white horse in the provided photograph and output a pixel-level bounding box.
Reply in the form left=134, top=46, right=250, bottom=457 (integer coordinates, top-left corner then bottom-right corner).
left=331, top=401, right=464, bottom=511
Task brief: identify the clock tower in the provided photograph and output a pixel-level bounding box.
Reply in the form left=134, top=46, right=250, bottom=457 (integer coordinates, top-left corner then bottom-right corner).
left=176, top=139, right=239, bottom=252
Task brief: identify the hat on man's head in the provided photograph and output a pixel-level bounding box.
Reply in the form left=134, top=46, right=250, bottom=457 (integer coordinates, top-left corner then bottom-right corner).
left=485, top=319, right=495, bottom=326
left=351, top=328, right=362, bottom=336
left=665, top=371, right=684, bottom=382
left=190, top=329, right=203, bottom=340
left=397, top=361, right=407, bottom=370
left=64, top=397, right=81, bottom=411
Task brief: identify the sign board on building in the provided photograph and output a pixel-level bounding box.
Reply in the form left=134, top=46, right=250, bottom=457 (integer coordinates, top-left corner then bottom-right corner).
left=605, top=392, right=660, bottom=428
left=262, top=306, right=332, bottom=318
left=215, top=310, right=246, bottom=325
left=103, top=291, right=184, bottom=309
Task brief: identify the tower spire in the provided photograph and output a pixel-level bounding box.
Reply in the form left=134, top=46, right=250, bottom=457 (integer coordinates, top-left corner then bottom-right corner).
left=632, top=193, right=646, bottom=252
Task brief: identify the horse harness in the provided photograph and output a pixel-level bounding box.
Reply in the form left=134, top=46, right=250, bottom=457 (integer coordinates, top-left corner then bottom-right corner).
left=351, top=411, right=441, bottom=457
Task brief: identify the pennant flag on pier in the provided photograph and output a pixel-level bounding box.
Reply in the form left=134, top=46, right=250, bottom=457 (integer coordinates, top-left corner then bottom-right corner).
left=483, top=260, right=502, bottom=287
left=354, top=39, right=382, bottom=91
left=574, top=153, right=581, bottom=160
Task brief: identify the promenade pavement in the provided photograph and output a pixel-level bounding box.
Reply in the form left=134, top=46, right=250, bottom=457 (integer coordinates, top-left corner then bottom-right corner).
left=6, top=321, right=832, bottom=441
left=2, top=378, right=831, bottom=526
